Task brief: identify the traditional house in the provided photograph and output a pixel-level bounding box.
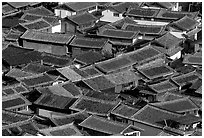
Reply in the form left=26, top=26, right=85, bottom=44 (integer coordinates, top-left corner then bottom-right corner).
left=69, top=96, right=120, bottom=117
left=81, top=65, right=103, bottom=77
left=34, top=93, right=76, bottom=118
left=148, top=80, right=179, bottom=101
left=183, top=53, right=202, bottom=67
left=55, top=2, right=98, bottom=18
left=110, top=16, right=137, bottom=29
left=50, top=110, right=89, bottom=126
left=130, top=104, right=183, bottom=128
left=20, top=13, right=61, bottom=33
left=82, top=75, right=116, bottom=93
left=2, top=94, right=31, bottom=112
left=151, top=97, right=199, bottom=115
left=100, top=2, right=139, bottom=22
left=152, top=32, right=184, bottom=60
left=97, top=28, right=139, bottom=46
left=39, top=123, right=83, bottom=136
left=141, top=2, right=178, bottom=11
left=137, top=63, right=174, bottom=81
left=79, top=115, right=130, bottom=136
left=105, top=70, right=139, bottom=93
left=20, top=30, right=75, bottom=55
left=2, top=3, right=18, bottom=16
left=61, top=12, right=98, bottom=33
left=23, top=5, right=55, bottom=16
left=122, top=23, right=166, bottom=41
left=110, top=103, right=139, bottom=124
left=171, top=71, right=199, bottom=90
left=73, top=51, right=104, bottom=67
left=69, top=36, right=112, bottom=57
left=95, top=55, right=133, bottom=74
left=5, top=68, right=34, bottom=79
left=19, top=73, right=55, bottom=90
left=7, top=2, right=42, bottom=11
left=19, top=18, right=52, bottom=32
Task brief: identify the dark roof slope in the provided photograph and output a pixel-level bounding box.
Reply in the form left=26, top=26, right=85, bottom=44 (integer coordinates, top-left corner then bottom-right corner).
left=22, top=63, right=55, bottom=74
left=172, top=16, right=199, bottom=31
left=82, top=75, right=115, bottom=91
left=64, top=2, right=98, bottom=12
left=122, top=23, right=165, bottom=35
left=125, top=7, right=160, bottom=18
left=151, top=97, right=199, bottom=113
left=67, top=12, right=98, bottom=25
left=110, top=2, right=139, bottom=13
left=21, top=30, right=74, bottom=45
left=183, top=54, right=202, bottom=66
left=95, top=56, right=133, bottom=74
left=70, top=96, right=119, bottom=116
left=34, top=93, right=75, bottom=109
left=70, top=36, right=108, bottom=49
left=2, top=4, right=18, bottom=15
left=19, top=18, right=52, bottom=31
left=111, top=17, right=137, bottom=29
left=98, top=28, right=138, bottom=39
left=23, top=6, right=54, bottom=16
left=74, top=51, right=104, bottom=65
left=79, top=115, right=128, bottom=135
left=154, top=32, right=183, bottom=49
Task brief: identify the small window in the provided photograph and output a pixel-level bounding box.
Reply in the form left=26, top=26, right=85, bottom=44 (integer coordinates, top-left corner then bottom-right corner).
left=113, top=13, right=119, bottom=17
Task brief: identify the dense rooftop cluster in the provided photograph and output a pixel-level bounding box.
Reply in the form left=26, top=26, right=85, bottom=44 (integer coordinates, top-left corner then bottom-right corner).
left=2, top=2, right=202, bottom=136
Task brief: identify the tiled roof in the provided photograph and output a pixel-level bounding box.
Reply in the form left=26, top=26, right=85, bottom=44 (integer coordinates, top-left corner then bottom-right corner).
left=79, top=115, right=128, bottom=135
left=23, top=6, right=54, bottom=16
left=111, top=103, right=139, bottom=118
left=6, top=68, right=34, bottom=79
left=137, top=64, right=174, bottom=80
left=42, top=54, right=72, bottom=67
left=110, top=2, right=139, bottom=13
left=85, top=90, right=119, bottom=102
left=125, top=7, right=160, bottom=18
left=3, top=88, right=18, bottom=97
left=21, top=30, right=74, bottom=45
left=57, top=66, right=84, bottom=82
left=122, top=23, right=165, bottom=35
left=183, top=54, right=202, bottom=66
left=154, top=32, right=183, bottom=49
left=20, top=13, right=59, bottom=26
left=124, top=45, right=163, bottom=65
left=82, top=75, right=115, bottom=91
left=74, top=51, right=104, bottom=65
left=161, top=92, right=184, bottom=102
left=2, top=94, right=31, bottom=110
left=20, top=18, right=52, bottom=31
left=61, top=81, right=82, bottom=97
left=20, top=73, right=54, bottom=88
left=148, top=80, right=178, bottom=94
left=48, top=84, right=76, bottom=97
left=3, top=84, right=29, bottom=96
left=2, top=15, right=25, bottom=28
left=64, top=2, right=98, bottom=12
left=145, top=2, right=174, bottom=9
left=2, top=4, right=18, bottom=15
left=7, top=2, right=32, bottom=8
left=68, top=12, right=98, bottom=25
left=2, top=110, right=32, bottom=125
left=156, top=9, right=198, bottom=20
left=70, top=36, right=108, bottom=49
left=22, top=63, right=55, bottom=74
left=171, top=114, right=201, bottom=125
left=5, top=31, right=22, bottom=41
left=34, top=93, right=75, bottom=109
left=70, top=96, right=119, bottom=116
left=2, top=43, right=34, bottom=58
left=131, top=104, right=182, bottom=127
left=105, top=70, right=139, bottom=85
left=111, top=17, right=137, bottom=29
left=151, top=97, right=199, bottom=113
left=171, top=72, right=199, bottom=87
left=98, top=28, right=138, bottom=39
left=40, top=123, right=83, bottom=136
left=3, top=50, right=42, bottom=66
left=81, top=65, right=103, bottom=77
left=51, top=110, right=89, bottom=126
left=173, top=16, right=199, bottom=31
left=95, top=56, right=133, bottom=74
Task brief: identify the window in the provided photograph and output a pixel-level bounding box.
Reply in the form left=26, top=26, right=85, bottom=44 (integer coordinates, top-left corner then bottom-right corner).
left=113, top=12, right=119, bottom=17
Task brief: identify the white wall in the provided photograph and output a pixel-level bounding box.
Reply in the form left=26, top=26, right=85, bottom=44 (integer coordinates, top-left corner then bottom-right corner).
left=52, top=23, right=61, bottom=33
left=100, top=9, right=123, bottom=22
left=170, top=50, right=181, bottom=60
